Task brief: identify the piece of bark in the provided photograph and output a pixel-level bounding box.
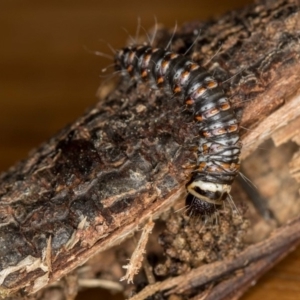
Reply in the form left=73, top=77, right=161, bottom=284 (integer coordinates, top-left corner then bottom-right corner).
left=120, top=219, right=155, bottom=283
left=0, top=0, right=299, bottom=299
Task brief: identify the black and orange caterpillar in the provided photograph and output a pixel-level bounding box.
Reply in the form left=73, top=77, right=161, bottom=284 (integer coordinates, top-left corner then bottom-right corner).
left=114, top=45, right=241, bottom=215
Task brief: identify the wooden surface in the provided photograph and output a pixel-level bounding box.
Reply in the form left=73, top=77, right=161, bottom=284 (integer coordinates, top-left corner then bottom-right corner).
left=0, top=1, right=299, bottom=299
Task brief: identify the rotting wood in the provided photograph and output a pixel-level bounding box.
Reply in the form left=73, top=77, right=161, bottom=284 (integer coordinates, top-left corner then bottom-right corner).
left=272, top=116, right=300, bottom=147
left=241, top=93, right=300, bottom=160
left=0, top=0, right=300, bottom=299
left=129, top=216, right=300, bottom=300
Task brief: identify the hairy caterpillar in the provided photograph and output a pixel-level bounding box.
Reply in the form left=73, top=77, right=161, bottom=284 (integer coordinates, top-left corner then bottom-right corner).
left=114, top=45, right=241, bottom=215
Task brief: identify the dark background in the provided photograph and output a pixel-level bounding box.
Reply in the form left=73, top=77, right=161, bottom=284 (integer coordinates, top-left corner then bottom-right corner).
left=1, top=1, right=300, bottom=299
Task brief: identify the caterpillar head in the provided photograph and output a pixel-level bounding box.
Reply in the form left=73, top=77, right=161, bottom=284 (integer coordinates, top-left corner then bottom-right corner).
left=186, top=179, right=231, bottom=215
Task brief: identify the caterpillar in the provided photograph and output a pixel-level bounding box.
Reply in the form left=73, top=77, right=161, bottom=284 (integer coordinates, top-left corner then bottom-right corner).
left=114, top=45, right=242, bottom=215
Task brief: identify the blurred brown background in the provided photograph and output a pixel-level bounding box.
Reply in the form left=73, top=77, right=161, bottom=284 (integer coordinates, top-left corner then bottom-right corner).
left=1, top=1, right=300, bottom=299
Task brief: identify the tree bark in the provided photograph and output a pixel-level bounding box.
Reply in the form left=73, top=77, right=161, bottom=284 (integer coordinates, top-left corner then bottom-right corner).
left=0, top=0, right=299, bottom=299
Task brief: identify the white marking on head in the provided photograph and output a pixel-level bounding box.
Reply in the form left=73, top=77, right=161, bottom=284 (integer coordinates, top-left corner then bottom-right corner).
left=187, top=179, right=231, bottom=205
